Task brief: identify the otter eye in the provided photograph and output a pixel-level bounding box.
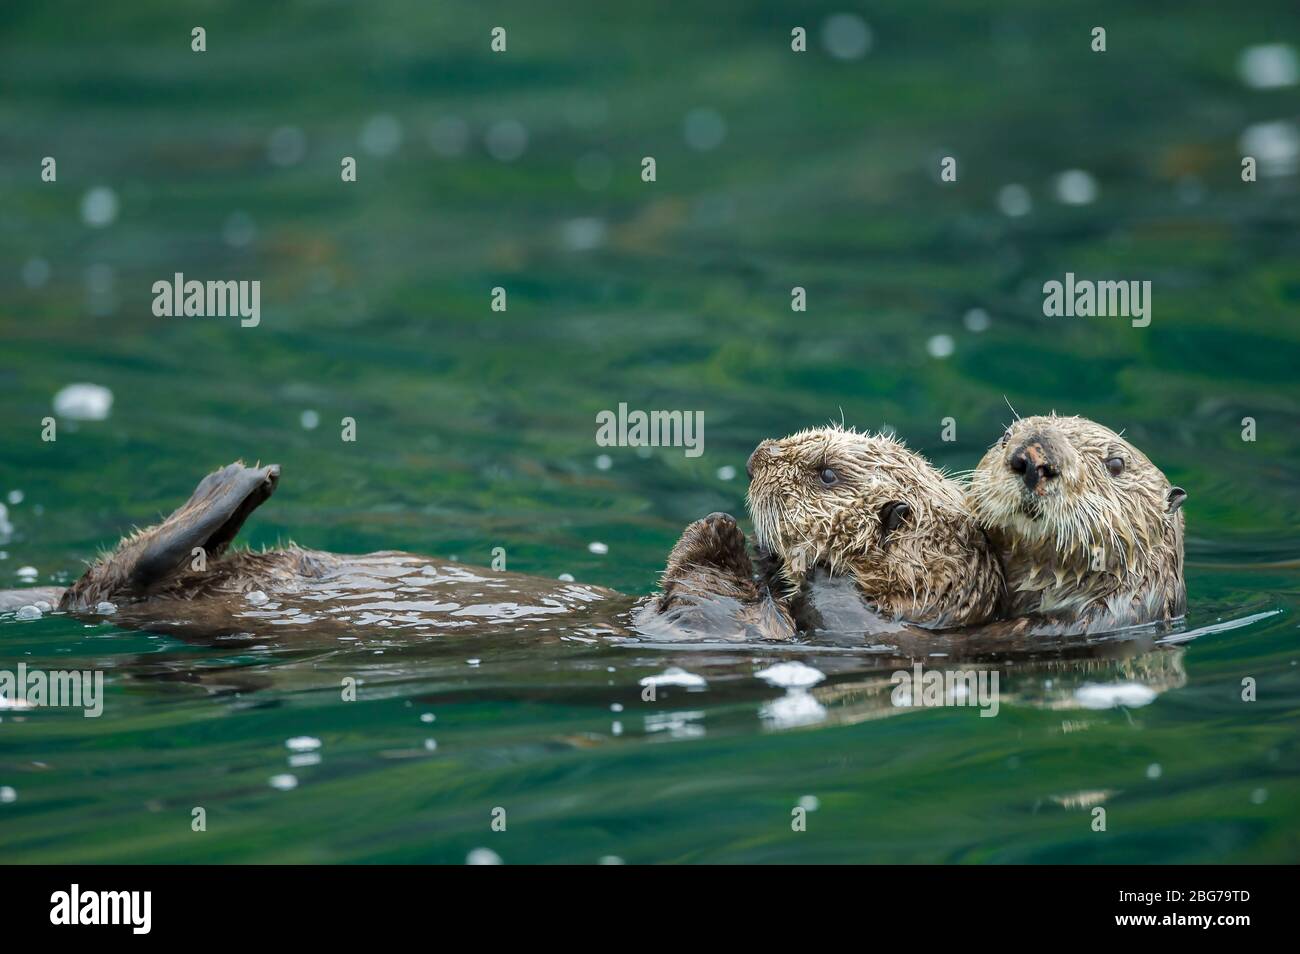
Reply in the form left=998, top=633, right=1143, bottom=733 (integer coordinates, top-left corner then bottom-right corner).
left=819, top=467, right=839, bottom=487
left=1105, top=456, right=1125, bottom=476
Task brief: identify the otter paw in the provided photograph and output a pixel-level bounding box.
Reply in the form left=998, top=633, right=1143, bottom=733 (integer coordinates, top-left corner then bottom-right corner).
left=664, top=512, right=752, bottom=580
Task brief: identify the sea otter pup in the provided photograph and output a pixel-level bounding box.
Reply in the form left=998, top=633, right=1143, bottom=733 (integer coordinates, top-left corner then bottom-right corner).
left=966, top=414, right=1187, bottom=632
left=745, top=425, right=1004, bottom=630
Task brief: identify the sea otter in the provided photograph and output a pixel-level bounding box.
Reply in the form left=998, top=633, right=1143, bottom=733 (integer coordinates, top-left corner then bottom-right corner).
left=745, top=425, right=1005, bottom=631
left=0, top=460, right=787, bottom=643
left=965, top=414, right=1187, bottom=632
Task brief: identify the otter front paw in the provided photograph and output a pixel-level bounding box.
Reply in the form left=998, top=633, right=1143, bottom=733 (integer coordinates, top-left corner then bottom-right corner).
left=662, top=512, right=753, bottom=587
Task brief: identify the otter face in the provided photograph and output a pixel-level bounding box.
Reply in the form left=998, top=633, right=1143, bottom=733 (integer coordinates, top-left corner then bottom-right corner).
left=968, top=414, right=1186, bottom=576
left=746, top=425, right=994, bottom=626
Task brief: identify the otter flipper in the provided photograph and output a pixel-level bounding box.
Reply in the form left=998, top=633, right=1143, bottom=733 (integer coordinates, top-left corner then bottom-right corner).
left=60, top=461, right=280, bottom=611
left=131, top=462, right=280, bottom=588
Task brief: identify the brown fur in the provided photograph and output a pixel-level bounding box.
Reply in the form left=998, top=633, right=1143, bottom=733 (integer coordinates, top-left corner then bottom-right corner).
left=637, top=512, right=796, bottom=640
left=966, top=414, right=1186, bottom=631
left=747, top=425, right=1004, bottom=629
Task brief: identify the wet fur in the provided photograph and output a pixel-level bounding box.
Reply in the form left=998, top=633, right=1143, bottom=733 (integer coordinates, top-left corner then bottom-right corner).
left=966, top=414, right=1186, bottom=631
left=746, top=425, right=1004, bottom=629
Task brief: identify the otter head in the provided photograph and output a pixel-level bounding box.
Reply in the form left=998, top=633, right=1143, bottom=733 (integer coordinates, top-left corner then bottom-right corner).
left=746, top=425, right=1000, bottom=627
left=967, top=414, right=1186, bottom=622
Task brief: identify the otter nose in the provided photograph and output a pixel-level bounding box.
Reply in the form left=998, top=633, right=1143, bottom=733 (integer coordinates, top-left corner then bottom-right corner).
left=747, top=440, right=775, bottom=479
left=1009, top=442, right=1059, bottom=492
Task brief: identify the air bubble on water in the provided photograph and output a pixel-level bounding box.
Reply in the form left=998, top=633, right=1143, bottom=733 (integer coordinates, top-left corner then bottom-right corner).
left=963, top=308, right=991, bottom=332
left=300, top=409, right=320, bottom=430
left=466, top=847, right=502, bottom=865
left=80, top=186, right=118, bottom=228
left=286, top=736, right=321, bottom=752
left=424, top=738, right=438, bottom=751
left=1146, top=763, right=1162, bottom=780
left=17, top=566, right=38, bottom=582
left=588, top=541, right=609, bottom=555
left=1053, top=169, right=1098, bottom=205
left=484, top=120, right=527, bottom=162
left=611, top=721, right=623, bottom=736
left=361, top=114, right=403, bottom=157
left=428, top=116, right=469, bottom=157
left=558, top=573, right=575, bottom=582
left=997, top=183, right=1032, bottom=217
left=16, top=605, right=41, bottom=621
left=246, top=590, right=269, bottom=605
left=798, top=795, right=820, bottom=812
left=926, top=334, right=955, bottom=359
left=268, top=773, right=298, bottom=791
left=610, top=703, right=624, bottom=712
left=683, top=107, right=727, bottom=151
left=21, top=258, right=50, bottom=289
left=53, top=383, right=113, bottom=421
left=598, top=855, right=625, bottom=865
left=1250, top=787, right=1268, bottom=805
left=1239, top=43, right=1298, bottom=89
left=267, top=126, right=306, bottom=166
left=6, top=491, right=22, bottom=506
left=0, top=786, right=16, bottom=803
left=420, top=713, right=435, bottom=723
left=716, top=465, right=737, bottom=481
left=289, top=752, right=321, bottom=768
left=594, top=454, right=612, bottom=471
left=466, top=658, right=481, bottom=667
left=821, top=13, right=872, bottom=60
left=1239, top=120, right=1300, bottom=177
left=95, top=602, right=116, bottom=615
left=223, top=211, right=257, bottom=248
left=561, top=217, right=606, bottom=251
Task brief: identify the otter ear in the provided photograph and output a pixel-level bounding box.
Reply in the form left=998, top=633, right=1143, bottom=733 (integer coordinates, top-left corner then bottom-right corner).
left=1167, top=486, right=1187, bottom=513
left=879, top=501, right=910, bottom=537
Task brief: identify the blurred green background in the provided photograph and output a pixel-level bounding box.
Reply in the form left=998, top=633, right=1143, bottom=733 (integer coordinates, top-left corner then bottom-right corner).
left=1, top=1, right=1297, bottom=863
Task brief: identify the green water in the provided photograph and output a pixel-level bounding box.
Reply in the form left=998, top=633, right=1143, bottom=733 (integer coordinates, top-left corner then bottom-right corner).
left=2, top=1, right=1299, bottom=863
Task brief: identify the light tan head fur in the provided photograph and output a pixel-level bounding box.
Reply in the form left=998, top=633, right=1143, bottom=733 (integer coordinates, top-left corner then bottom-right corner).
left=746, top=425, right=1002, bottom=628
left=966, top=414, right=1186, bottom=627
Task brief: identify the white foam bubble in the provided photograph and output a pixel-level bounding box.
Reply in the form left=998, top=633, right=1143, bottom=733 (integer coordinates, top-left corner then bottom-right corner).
left=466, top=847, right=502, bottom=865
left=1239, top=43, right=1298, bottom=89
left=1053, top=169, right=1099, bottom=205
left=53, top=382, right=113, bottom=421
left=821, top=13, right=872, bottom=60
left=361, top=114, right=403, bottom=157
left=588, top=541, right=609, bottom=555
left=285, top=736, right=321, bottom=752
left=683, top=107, right=727, bottom=151
left=268, top=773, right=298, bottom=791
left=997, top=183, right=1032, bottom=217
left=80, top=186, right=119, bottom=228
left=926, top=334, right=955, bottom=358
left=95, top=601, right=116, bottom=615
left=1074, top=681, right=1157, bottom=709
left=755, top=661, right=825, bottom=688
left=639, top=666, right=707, bottom=689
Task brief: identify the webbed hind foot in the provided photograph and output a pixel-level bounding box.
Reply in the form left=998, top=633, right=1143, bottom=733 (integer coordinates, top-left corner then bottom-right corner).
left=60, top=461, right=280, bottom=611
